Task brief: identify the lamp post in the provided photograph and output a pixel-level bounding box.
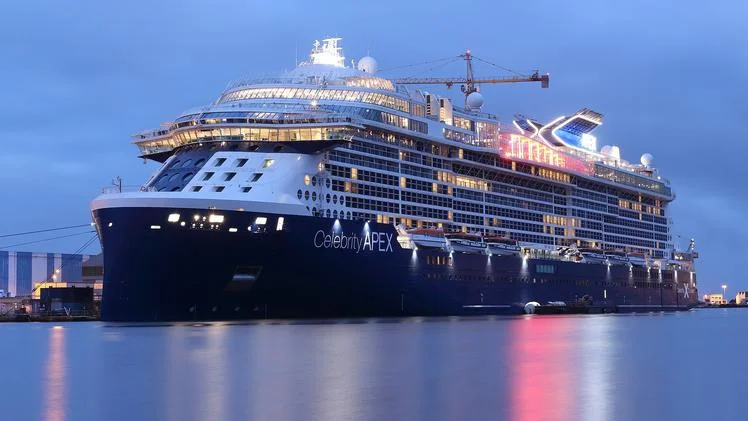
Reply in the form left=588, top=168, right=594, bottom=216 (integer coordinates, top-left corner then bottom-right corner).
left=722, top=284, right=727, bottom=304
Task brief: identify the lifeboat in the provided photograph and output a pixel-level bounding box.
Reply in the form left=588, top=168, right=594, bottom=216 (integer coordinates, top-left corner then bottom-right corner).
left=406, top=228, right=448, bottom=250
left=626, top=252, right=648, bottom=267
left=484, top=236, right=521, bottom=256
left=445, top=232, right=486, bottom=254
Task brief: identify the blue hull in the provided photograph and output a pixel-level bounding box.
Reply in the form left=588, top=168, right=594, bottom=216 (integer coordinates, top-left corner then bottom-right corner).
left=93, top=207, right=698, bottom=322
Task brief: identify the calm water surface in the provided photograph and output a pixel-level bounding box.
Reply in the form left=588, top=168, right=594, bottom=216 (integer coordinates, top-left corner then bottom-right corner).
left=1, top=310, right=745, bottom=421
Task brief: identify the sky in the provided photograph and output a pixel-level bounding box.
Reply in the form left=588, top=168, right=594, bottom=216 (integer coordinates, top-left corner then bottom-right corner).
left=0, top=0, right=745, bottom=295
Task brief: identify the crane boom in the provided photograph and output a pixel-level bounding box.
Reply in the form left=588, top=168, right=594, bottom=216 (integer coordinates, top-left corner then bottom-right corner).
left=392, top=49, right=549, bottom=110
left=394, top=72, right=549, bottom=88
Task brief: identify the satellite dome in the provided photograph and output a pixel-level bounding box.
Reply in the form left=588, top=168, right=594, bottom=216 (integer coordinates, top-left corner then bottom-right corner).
left=357, top=56, right=378, bottom=73
left=641, top=153, right=654, bottom=167
left=466, top=92, right=484, bottom=110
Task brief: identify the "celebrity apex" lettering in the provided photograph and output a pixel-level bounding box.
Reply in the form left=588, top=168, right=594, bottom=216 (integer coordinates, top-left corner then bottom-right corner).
left=313, top=230, right=394, bottom=253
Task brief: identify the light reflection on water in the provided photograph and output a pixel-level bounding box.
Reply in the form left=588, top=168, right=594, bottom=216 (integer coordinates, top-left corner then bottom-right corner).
left=44, top=326, right=66, bottom=421
left=2, top=310, right=748, bottom=421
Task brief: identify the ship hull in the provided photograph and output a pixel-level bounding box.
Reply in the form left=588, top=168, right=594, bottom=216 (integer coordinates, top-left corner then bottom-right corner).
left=93, top=207, right=698, bottom=322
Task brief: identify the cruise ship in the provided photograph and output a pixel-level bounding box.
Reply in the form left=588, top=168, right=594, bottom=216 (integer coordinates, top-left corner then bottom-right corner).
left=91, top=38, right=698, bottom=321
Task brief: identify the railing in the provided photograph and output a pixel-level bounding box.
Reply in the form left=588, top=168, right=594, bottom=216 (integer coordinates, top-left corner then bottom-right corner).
left=101, top=185, right=155, bottom=194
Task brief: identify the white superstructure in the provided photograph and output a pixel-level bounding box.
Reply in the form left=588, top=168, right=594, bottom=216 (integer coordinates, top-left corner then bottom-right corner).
left=93, top=37, right=680, bottom=265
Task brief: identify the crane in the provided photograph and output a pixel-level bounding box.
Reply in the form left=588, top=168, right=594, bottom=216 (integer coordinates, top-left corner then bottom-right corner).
left=393, top=50, right=549, bottom=109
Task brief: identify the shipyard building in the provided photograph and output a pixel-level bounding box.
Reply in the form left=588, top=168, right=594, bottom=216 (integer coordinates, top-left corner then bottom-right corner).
left=0, top=251, right=100, bottom=298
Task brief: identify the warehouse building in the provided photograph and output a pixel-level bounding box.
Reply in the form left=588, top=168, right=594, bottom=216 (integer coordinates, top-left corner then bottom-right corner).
left=0, top=251, right=91, bottom=297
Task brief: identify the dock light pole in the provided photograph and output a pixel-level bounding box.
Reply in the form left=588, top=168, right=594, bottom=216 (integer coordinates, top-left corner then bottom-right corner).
left=722, top=284, right=727, bottom=304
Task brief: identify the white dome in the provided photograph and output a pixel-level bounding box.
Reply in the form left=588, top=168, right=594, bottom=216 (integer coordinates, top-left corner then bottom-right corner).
left=641, top=153, right=654, bottom=167
left=357, top=56, right=378, bottom=74
left=466, top=92, right=484, bottom=110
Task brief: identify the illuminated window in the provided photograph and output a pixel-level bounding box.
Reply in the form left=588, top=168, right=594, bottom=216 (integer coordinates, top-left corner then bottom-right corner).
left=304, top=175, right=311, bottom=185
left=262, top=159, right=274, bottom=168
left=276, top=217, right=284, bottom=231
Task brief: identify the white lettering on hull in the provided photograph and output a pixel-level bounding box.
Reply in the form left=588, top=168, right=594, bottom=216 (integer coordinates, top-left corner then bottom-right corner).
left=313, top=230, right=394, bottom=253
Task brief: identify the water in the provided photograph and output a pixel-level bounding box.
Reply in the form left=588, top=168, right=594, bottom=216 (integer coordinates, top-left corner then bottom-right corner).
left=1, top=310, right=744, bottom=421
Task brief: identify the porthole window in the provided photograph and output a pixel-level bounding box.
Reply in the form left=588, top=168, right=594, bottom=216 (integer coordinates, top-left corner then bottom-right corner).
left=312, top=207, right=317, bottom=216
left=297, top=189, right=303, bottom=200
left=333, top=210, right=338, bottom=219
left=325, top=179, right=331, bottom=188
left=326, top=194, right=331, bottom=203
left=311, top=176, right=317, bottom=186
left=346, top=211, right=351, bottom=220
left=333, top=195, right=338, bottom=204
left=312, top=192, right=317, bottom=201
left=339, top=196, right=345, bottom=206
left=304, top=191, right=310, bottom=200
left=304, top=175, right=310, bottom=185
left=325, top=209, right=331, bottom=218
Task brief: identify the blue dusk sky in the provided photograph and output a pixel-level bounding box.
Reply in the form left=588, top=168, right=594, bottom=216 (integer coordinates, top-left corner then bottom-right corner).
left=0, top=0, right=745, bottom=295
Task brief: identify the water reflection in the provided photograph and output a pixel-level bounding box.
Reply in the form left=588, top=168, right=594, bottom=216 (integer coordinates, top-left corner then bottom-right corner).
left=18, top=312, right=748, bottom=421
left=44, top=326, right=66, bottom=421
left=510, top=316, right=575, bottom=421
left=578, top=316, right=614, bottom=421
